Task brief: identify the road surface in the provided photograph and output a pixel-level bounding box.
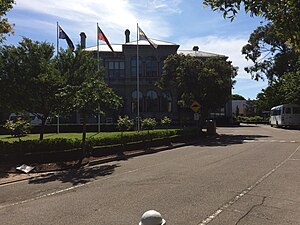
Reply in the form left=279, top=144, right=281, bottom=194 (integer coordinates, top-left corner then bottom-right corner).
left=1, top=124, right=299, bottom=224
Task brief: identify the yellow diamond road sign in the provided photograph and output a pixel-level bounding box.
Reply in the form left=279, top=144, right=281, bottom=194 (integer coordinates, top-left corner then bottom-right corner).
left=191, top=101, right=201, bottom=112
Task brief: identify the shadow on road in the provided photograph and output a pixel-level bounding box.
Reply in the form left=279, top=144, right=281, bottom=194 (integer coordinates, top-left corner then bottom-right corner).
left=28, top=164, right=119, bottom=186
left=194, top=134, right=270, bottom=147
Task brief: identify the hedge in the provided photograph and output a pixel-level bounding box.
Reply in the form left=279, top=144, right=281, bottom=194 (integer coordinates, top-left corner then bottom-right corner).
left=0, top=128, right=204, bottom=163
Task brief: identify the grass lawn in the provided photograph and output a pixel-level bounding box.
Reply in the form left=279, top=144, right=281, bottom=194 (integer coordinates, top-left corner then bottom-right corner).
left=0, top=132, right=122, bottom=143
left=0, top=130, right=176, bottom=143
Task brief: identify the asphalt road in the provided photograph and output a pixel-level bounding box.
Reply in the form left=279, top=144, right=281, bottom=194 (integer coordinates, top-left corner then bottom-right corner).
left=0, top=124, right=299, bottom=225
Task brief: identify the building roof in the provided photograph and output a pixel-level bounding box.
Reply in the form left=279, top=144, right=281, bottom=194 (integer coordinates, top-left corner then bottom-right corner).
left=177, top=49, right=227, bottom=58
left=84, top=39, right=226, bottom=59
left=84, top=44, right=123, bottom=52
left=125, top=38, right=178, bottom=46
left=84, top=38, right=178, bottom=52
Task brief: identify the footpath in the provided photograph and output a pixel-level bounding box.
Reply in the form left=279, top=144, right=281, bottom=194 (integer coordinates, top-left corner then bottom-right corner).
left=0, top=141, right=192, bottom=186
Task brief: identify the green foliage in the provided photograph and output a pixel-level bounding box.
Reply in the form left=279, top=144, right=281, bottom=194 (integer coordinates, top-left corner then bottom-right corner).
left=241, top=24, right=299, bottom=81
left=203, top=0, right=300, bottom=109
left=235, top=106, right=240, bottom=117
left=141, top=118, right=157, bottom=130
left=0, top=0, right=15, bottom=43
left=3, top=117, right=31, bottom=137
left=57, top=47, right=122, bottom=145
left=161, top=116, right=172, bottom=128
left=256, top=59, right=300, bottom=111
left=157, top=54, right=235, bottom=118
left=203, top=0, right=300, bottom=50
left=0, top=130, right=182, bottom=155
left=244, top=99, right=256, bottom=117
left=117, top=115, right=134, bottom=132
left=0, top=38, right=62, bottom=140
left=58, top=47, right=122, bottom=114
left=232, top=94, right=246, bottom=100
left=237, top=116, right=265, bottom=122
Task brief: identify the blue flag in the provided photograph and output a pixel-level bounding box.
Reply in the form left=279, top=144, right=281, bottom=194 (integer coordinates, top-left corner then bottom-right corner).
left=58, top=25, right=75, bottom=51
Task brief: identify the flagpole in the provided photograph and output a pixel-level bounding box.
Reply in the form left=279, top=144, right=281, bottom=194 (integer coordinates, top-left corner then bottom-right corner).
left=137, top=23, right=140, bottom=131
left=97, top=23, right=101, bottom=132
left=56, top=22, right=60, bottom=134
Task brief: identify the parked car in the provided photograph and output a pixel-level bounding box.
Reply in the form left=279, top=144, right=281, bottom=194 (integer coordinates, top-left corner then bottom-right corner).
left=8, top=113, right=43, bottom=126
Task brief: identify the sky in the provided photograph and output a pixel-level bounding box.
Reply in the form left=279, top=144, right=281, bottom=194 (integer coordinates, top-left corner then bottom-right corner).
left=5, top=0, right=269, bottom=100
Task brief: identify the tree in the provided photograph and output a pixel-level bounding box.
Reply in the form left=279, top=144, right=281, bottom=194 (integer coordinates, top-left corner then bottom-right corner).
left=241, top=23, right=299, bottom=81
left=203, top=0, right=300, bottom=50
left=232, top=94, right=245, bottom=100
left=256, top=66, right=300, bottom=113
left=0, top=38, right=63, bottom=140
left=244, top=99, right=256, bottom=117
left=235, top=105, right=239, bottom=118
left=242, top=23, right=300, bottom=107
left=58, top=47, right=122, bottom=149
left=0, top=0, right=15, bottom=43
left=204, top=1, right=300, bottom=106
left=157, top=54, right=235, bottom=121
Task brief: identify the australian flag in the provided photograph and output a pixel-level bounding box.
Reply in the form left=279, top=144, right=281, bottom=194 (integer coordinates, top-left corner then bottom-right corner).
left=58, top=25, right=75, bottom=51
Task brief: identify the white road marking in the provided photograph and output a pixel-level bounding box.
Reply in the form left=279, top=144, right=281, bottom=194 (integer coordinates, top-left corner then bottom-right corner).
left=0, top=167, right=141, bottom=209
left=243, top=139, right=299, bottom=143
left=197, top=144, right=300, bottom=225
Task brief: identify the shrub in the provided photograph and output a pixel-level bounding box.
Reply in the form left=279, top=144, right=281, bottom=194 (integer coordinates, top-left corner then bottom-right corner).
left=161, top=116, right=172, bottom=129
left=3, top=118, right=32, bottom=137
left=117, top=115, right=134, bottom=132
left=141, top=118, right=157, bottom=130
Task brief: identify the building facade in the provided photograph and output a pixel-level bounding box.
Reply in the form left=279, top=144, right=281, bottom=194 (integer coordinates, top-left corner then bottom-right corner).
left=82, top=30, right=232, bottom=124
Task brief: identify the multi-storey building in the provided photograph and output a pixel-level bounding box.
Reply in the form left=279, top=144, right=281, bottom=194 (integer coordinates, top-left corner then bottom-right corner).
left=81, top=29, right=232, bottom=125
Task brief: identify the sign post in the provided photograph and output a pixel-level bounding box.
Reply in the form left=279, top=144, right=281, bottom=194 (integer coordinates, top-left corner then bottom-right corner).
left=191, top=101, right=201, bottom=127
left=190, top=101, right=201, bottom=113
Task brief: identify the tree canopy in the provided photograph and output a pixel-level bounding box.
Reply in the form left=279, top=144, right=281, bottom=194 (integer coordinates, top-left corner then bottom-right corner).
left=0, top=38, right=63, bottom=140
left=203, top=0, right=300, bottom=50
left=0, top=0, right=15, bottom=43
left=232, top=94, right=245, bottom=100
left=203, top=0, right=300, bottom=110
left=0, top=39, right=122, bottom=142
left=242, top=23, right=299, bottom=81
left=157, top=54, right=235, bottom=118
left=58, top=47, right=122, bottom=144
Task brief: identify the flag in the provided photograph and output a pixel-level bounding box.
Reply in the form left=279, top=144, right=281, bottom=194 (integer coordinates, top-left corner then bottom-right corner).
left=138, top=26, right=158, bottom=49
left=98, top=26, right=114, bottom=52
left=58, top=25, right=75, bottom=51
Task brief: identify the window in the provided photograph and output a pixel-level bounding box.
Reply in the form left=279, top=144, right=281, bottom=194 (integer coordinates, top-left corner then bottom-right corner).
left=131, top=91, right=143, bottom=113
left=271, top=109, right=281, bottom=116
left=161, top=91, right=172, bottom=112
left=146, top=90, right=159, bottom=112
left=285, top=107, right=291, bottom=114
left=104, top=61, right=125, bottom=78
left=293, top=107, right=300, bottom=114
left=131, top=56, right=142, bottom=77
left=145, top=56, right=157, bottom=77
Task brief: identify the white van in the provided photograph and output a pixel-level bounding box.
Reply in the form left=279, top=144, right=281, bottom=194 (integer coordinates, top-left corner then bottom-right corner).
left=8, top=113, right=43, bottom=125
left=269, top=104, right=300, bottom=127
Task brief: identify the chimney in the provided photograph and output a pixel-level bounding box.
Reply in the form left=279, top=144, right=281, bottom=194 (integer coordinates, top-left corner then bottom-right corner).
left=125, top=29, right=130, bottom=43
left=193, top=46, right=199, bottom=51
left=80, top=32, right=87, bottom=49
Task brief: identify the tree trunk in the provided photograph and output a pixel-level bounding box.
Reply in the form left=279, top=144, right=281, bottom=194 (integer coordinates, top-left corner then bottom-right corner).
left=81, top=112, right=87, bottom=157
left=39, top=116, right=48, bottom=140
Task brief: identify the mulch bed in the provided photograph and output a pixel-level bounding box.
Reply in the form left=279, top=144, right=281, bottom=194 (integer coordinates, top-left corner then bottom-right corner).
left=0, top=159, right=89, bottom=173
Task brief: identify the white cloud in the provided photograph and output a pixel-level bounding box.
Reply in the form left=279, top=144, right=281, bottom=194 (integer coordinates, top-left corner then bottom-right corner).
left=177, top=35, right=269, bottom=99
left=178, top=35, right=255, bottom=79
left=13, top=0, right=181, bottom=45
left=146, top=0, right=182, bottom=13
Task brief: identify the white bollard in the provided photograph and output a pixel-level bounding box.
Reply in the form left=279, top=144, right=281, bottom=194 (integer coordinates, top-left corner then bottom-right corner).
left=139, top=210, right=166, bottom=225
